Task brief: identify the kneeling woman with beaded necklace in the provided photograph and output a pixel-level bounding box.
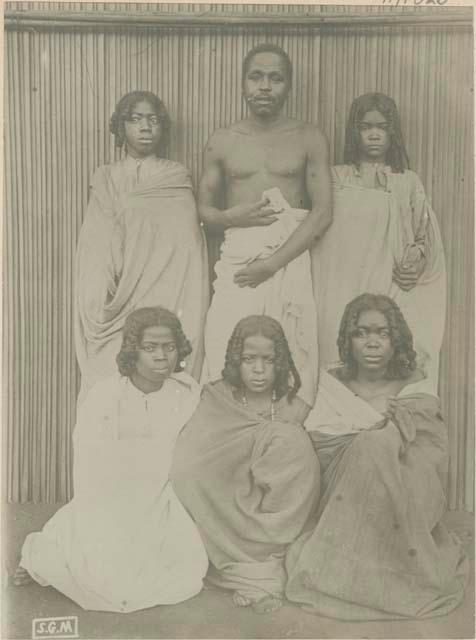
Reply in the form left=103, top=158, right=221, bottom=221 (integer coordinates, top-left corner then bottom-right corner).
left=171, top=315, right=320, bottom=614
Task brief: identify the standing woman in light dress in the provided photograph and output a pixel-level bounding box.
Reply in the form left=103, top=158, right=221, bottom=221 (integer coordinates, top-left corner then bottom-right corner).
left=13, top=307, right=208, bottom=612
left=75, top=90, right=209, bottom=401
left=315, top=93, right=446, bottom=392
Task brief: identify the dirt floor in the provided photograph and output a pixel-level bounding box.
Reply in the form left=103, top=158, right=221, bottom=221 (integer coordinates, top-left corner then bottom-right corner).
left=2, top=504, right=474, bottom=640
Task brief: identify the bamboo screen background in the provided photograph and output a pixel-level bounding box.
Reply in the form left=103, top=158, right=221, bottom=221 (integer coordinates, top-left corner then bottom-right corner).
left=3, top=3, right=474, bottom=509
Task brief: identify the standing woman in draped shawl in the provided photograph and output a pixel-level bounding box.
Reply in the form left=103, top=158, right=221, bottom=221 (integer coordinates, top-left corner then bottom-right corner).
left=75, top=91, right=209, bottom=401
left=315, top=93, right=446, bottom=392
left=286, top=294, right=468, bottom=620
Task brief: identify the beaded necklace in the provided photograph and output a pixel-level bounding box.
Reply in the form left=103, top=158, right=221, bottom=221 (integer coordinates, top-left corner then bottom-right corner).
left=241, top=389, right=277, bottom=421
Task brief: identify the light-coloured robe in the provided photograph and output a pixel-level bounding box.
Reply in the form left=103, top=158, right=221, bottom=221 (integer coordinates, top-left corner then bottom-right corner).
left=285, top=369, right=468, bottom=620
left=20, top=373, right=208, bottom=613
left=203, top=193, right=318, bottom=407
left=314, top=165, right=446, bottom=392
left=75, top=156, right=209, bottom=400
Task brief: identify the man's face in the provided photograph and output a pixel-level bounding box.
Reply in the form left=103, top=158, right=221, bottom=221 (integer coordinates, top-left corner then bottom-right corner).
left=243, top=52, right=291, bottom=119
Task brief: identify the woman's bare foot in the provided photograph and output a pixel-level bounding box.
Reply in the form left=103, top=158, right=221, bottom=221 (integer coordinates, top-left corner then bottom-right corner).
left=12, top=566, right=33, bottom=586
left=252, top=594, right=283, bottom=614
left=232, top=591, right=253, bottom=607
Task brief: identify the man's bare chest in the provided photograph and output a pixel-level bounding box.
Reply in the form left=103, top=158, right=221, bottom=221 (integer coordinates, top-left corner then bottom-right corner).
left=223, top=136, right=307, bottom=180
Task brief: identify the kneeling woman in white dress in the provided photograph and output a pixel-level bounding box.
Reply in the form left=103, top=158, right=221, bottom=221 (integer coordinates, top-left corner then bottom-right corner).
left=14, top=307, right=208, bottom=613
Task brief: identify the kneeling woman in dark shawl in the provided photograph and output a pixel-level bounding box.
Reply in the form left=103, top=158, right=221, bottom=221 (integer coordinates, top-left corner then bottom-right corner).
left=285, top=293, right=468, bottom=620
left=171, top=315, right=320, bottom=614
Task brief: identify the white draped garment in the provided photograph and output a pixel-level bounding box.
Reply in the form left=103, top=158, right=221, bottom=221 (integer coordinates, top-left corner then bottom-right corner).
left=203, top=190, right=318, bottom=407
left=20, top=373, right=208, bottom=613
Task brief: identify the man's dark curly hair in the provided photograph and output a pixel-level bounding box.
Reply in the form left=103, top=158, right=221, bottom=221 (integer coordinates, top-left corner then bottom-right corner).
left=109, top=90, right=171, bottom=156
left=344, top=93, right=410, bottom=173
left=336, top=294, right=417, bottom=380
left=242, top=43, right=293, bottom=89
left=222, top=315, right=301, bottom=401
left=116, top=306, right=192, bottom=377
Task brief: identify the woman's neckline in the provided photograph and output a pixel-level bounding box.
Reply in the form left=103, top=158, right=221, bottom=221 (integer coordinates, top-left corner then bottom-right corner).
left=222, top=380, right=277, bottom=415
left=127, top=375, right=166, bottom=396
left=124, top=153, right=162, bottom=165
left=329, top=366, right=425, bottom=393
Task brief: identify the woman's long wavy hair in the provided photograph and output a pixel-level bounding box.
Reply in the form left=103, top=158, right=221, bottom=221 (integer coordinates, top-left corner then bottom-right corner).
left=109, top=90, right=171, bottom=157
left=337, top=294, right=417, bottom=380
left=116, top=306, right=192, bottom=377
left=343, top=93, right=410, bottom=173
left=222, top=315, right=301, bottom=401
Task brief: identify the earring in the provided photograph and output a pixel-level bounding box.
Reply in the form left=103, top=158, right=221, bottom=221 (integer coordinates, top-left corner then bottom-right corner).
left=179, top=360, right=186, bottom=369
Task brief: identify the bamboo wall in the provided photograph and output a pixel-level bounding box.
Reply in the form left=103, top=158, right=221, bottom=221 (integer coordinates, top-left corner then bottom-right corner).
left=3, top=3, right=474, bottom=509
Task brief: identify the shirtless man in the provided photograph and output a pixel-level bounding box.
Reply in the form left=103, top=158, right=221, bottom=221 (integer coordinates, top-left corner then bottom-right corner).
left=199, top=42, right=332, bottom=287
left=200, top=43, right=332, bottom=404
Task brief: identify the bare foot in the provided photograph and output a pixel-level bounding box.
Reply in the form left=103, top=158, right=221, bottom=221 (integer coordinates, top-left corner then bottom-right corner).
left=233, top=591, right=253, bottom=607
left=12, top=566, right=33, bottom=586
left=252, top=594, right=283, bottom=614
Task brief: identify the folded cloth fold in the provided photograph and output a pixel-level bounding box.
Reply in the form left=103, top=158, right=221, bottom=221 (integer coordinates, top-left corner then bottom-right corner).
left=203, top=188, right=318, bottom=407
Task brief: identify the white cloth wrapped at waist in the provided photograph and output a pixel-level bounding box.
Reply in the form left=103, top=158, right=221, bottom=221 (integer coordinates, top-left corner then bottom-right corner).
left=203, top=188, right=318, bottom=407
left=220, top=208, right=309, bottom=265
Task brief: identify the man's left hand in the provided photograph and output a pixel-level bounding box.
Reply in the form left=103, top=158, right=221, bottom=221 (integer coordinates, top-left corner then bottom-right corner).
left=234, top=259, right=276, bottom=288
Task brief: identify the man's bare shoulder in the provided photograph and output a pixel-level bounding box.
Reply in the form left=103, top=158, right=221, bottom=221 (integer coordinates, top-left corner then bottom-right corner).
left=214, top=118, right=311, bottom=135
left=204, top=125, right=246, bottom=157
left=296, top=121, right=328, bottom=147
left=209, top=121, right=251, bottom=138
left=223, top=120, right=267, bottom=137
left=275, top=119, right=328, bottom=152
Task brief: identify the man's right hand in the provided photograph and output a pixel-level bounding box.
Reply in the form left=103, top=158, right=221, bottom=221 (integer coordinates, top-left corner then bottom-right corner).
left=225, top=198, right=279, bottom=228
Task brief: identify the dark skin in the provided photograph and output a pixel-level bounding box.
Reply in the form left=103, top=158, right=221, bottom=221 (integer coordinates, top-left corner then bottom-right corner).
left=198, top=52, right=332, bottom=289
left=123, top=100, right=162, bottom=159
left=231, top=335, right=309, bottom=419
left=336, top=309, right=423, bottom=417
left=392, top=243, right=426, bottom=292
